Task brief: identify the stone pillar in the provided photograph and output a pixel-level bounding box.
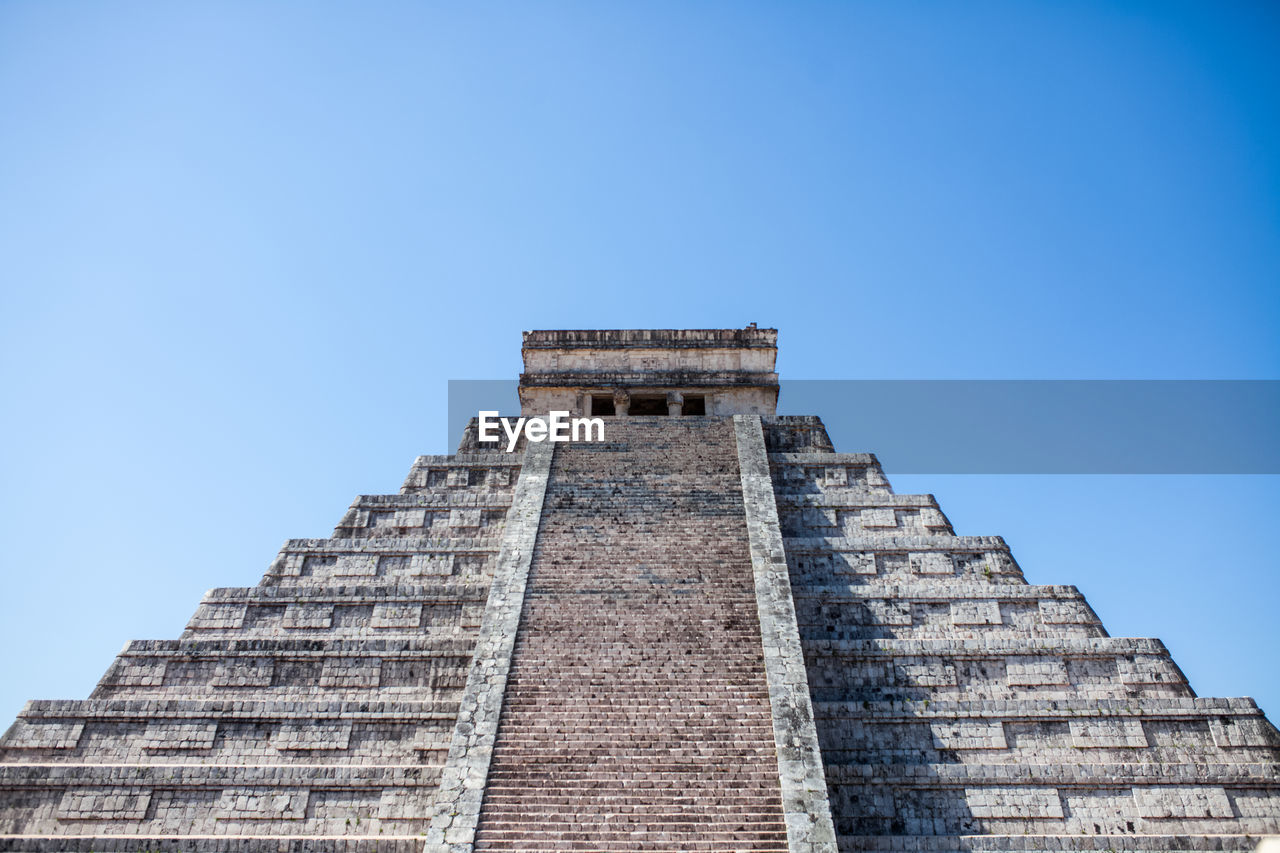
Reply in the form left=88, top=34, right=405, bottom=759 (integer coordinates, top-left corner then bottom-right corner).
left=666, top=390, right=684, bottom=417
left=613, top=389, right=630, bottom=418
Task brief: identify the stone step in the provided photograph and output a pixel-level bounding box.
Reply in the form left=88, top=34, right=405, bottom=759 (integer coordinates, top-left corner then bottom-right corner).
left=824, top=762, right=1280, bottom=785
left=474, top=842, right=789, bottom=852
left=11, top=698, right=457, bottom=720
left=201, top=582, right=490, bottom=601
left=0, top=764, right=443, bottom=786
left=814, top=696, right=1274, bottom=763
left=478, top=802, right=782, bottom=814
left=110, top=636, right=475, bottom=655
left=1, top=706, right=454, bottom=765
left=90, top=638, right=474, bottom=701
left=833, top=834, right=1267, bottom=852
left=786, top=546, right=1025, bottom=588
left=778, top=493, right=946, bottom=508
left=827, top=764, right=1279, bottom=838
left=803, top=634, right=1186, bottom=697
left=475, top=828, right=788, bottom=842
left=333, top=495, right=511, bottom=538
left=399, top=455, right=521, bottom=494
left=0, top=764, right=443, bottom=837
left=767, top=450, right=890, bottom=494
left=262, top=536, right=500, bottom=585
left=810, top=695, right=1279, bottom=765
left=762, top=416, right=836, bottom=454
left=779, top=508, right=953, bottom=538
left=0, top=836, right=432, bottom=852
left=273, top=536, right=501, bottom=554
left=794, top=583, right=1106, bottom=640
left=769, top=452, right=882, bottom=465
left=804, top=635, right=1172, bottom=657
left=787, top=535, right=1011, bottom=552
left=345, top=492, right=515, bottom=509
left=818, top=697, right=1267, bottom=718
left=795, top=582, right=1083, bottom=600
left=803, top=636, right=1190, bottom=703
left=183, top=584, right=487, bottom=639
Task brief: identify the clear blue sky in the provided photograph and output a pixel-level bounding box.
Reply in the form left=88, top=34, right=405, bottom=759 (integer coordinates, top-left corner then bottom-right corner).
left=1, top=2, right=1277, bottom=725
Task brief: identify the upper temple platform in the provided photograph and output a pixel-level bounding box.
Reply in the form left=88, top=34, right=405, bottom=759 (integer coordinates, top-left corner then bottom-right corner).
left=518, top=325, right=779, bottom=417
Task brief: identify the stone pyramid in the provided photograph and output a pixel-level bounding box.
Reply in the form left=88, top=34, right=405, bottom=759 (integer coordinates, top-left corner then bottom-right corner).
left=1, top=327, right=1276, bottom=852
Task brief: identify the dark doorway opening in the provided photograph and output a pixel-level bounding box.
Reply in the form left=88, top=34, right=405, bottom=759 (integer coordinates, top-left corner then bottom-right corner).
left=629, top=396, right=668, bottom=416
left=591, top=395, right=616, bottom=416
left=683, top=395, right=706, bottom=416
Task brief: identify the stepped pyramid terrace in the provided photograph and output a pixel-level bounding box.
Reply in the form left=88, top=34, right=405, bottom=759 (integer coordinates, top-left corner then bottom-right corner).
left=0, top=326, right=1277, bottom=853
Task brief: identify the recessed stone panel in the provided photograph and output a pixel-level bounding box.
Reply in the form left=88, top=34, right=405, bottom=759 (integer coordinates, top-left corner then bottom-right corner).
left=1133, top=786, right=1232, bottom=819
left=966, top=786, right=1063, bottom=819
left=142, top=720, right=217, bottom=750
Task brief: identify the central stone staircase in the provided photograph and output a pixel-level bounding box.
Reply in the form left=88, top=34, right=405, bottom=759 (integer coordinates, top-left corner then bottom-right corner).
left=473, top=418, right=789, bottom=852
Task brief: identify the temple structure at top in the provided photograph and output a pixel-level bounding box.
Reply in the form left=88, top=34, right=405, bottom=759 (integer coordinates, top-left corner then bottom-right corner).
left=518, top=325, right=779, bottom=416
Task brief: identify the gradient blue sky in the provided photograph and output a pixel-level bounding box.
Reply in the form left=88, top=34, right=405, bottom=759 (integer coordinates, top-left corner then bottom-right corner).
left=1, top=2, right=1277, bottom=725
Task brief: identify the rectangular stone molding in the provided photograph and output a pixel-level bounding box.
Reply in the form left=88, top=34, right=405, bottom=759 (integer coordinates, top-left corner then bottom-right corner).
left=423, top=431, right=554, bottom=853
left=734, top=414, right=838, bottom=853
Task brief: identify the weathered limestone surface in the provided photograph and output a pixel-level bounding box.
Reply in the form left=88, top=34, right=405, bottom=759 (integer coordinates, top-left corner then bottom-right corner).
left=764, top=417, right=1280, bottom=851
left=424, top=433, right=553, bottom=851
left=0, top=444, right=530, bottom=848
left=1, top=328, right=1276, bottom=853
left=736, top=414, right=838, bottom=852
